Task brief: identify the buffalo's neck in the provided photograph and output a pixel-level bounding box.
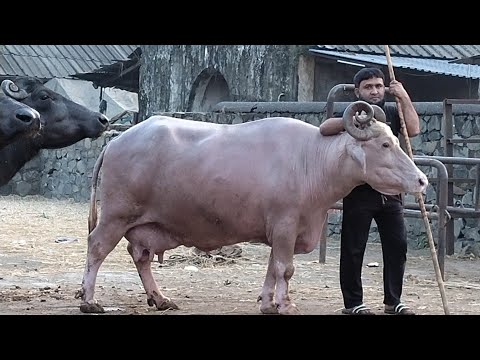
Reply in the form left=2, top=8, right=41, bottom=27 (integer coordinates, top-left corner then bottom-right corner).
left=0, top=138, right=41, bottom=187
left=306, top=133, right=363, bottom=206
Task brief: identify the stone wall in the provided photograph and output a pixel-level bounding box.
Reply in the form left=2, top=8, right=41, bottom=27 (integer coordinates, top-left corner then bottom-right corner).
left=3, top=101, right=480, bottom=250
left=0, top=132, right=119, bottom=202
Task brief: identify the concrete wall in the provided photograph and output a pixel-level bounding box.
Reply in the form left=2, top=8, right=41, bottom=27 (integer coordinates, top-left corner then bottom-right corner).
left=137, top=45, right=480, bottom=118
left=2, top=102, right=480, bottom=250
left=139, top=45, right=308, bottom=120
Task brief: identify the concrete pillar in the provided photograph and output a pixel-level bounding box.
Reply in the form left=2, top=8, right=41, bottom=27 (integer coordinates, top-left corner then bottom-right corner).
left=297, top=55, right=315, bottom=102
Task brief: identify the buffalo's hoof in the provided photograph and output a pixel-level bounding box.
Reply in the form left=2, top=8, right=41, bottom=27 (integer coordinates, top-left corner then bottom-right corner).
left=278, top=303, right=300, bottom=315
left=260, top=303, right=279, bottom=315
left=147, top=297, right=179, bottom=311
left=80, top=301, right=105, bottom=314
left=157, top=299, right=179, bottom=311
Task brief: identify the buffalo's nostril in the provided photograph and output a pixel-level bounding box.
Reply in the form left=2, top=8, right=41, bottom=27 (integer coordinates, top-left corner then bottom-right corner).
left=98, top=114, right=109, bottom=126
left=16, top=108, right=39, bottom=124
left=419, top=178, right=427, bottom=187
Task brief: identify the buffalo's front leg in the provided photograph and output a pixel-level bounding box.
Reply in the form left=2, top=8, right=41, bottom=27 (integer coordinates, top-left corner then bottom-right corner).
left=265, top=217, right=300, bottom=315
left=126, top=241, right=178, bottom=311
left=273, top=255, right=298, bottom=315
left=258, top=249, right=278, bottom=314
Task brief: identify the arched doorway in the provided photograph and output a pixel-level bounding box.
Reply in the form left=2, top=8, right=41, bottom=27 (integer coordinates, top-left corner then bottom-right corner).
left=188, top=68, right=230, bottom=112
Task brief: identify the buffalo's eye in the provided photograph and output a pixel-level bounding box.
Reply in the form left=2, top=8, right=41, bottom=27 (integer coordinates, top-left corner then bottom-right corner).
left=382, top=142, right=390, bottom=148
left=40, top=94, right=49, bottom=101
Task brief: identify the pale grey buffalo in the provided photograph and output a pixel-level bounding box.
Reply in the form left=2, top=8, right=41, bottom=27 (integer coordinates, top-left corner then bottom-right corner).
left=76, top=101, right=428, bottom=315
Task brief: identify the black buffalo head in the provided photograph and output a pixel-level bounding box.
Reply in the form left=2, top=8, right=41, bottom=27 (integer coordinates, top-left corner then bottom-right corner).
left=0, top=81, right=41, bottom=148
left=2, top=77, right=109, bottom=149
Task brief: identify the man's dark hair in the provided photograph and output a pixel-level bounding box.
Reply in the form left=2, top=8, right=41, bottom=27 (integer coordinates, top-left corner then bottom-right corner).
left=353, top=68, right=385, bottom=88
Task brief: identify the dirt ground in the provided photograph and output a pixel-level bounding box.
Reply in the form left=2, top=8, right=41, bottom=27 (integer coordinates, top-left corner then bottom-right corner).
left=0, top=194, right=479, bottom=316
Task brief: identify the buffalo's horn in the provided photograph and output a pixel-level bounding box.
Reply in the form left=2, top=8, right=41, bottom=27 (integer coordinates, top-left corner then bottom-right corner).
left=371, top=105, right=386, bottom=123
left=343, top=101, right=376, bottom=141
left=1, top=80, right=29, bottom=100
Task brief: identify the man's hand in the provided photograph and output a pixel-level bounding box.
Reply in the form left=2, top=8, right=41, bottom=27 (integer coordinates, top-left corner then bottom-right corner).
left=388, top=80, right=409, bottom=100
left=388, top=79, right=420, bottom=137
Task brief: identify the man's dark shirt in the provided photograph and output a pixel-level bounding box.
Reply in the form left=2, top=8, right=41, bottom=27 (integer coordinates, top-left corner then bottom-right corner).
left=383, top=103, right=401, bottom=137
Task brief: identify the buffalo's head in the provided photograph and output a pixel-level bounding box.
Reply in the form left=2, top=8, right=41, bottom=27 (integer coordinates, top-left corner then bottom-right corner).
left=343, top=100, right=428, bottom=195
left=2, top=77, right=109, bottom=149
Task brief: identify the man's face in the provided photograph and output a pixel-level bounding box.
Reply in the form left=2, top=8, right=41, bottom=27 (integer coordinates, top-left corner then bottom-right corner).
left=354, top=76, right=385, bottom=107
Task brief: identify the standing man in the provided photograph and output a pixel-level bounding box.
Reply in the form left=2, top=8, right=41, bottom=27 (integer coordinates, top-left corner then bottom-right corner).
left=319, top=67, right=420, bottom=315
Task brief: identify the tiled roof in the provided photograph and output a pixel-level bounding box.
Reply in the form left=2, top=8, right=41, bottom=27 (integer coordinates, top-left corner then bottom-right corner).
left=0, top=45, right=138, bottom=80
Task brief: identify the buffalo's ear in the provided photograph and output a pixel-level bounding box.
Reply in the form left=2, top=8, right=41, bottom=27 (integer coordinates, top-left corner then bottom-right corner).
left=346, top=142, right=366, bottom=175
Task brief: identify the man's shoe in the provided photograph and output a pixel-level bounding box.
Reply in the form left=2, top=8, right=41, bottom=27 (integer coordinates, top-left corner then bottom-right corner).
left=384, top=303, right=415, bottom=315
left=342, top=304, right=375, bottom=315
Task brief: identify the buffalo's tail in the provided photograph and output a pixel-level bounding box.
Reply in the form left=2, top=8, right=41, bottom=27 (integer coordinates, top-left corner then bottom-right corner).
left=88, top=145, right=107, bottom=234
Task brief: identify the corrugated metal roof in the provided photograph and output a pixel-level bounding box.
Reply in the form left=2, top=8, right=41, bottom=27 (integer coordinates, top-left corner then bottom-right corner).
left=315, top=45, right=480, bottom=60
left=310, top=49, right=480, bottom=79
left=0, top=45, right=138, bottom=79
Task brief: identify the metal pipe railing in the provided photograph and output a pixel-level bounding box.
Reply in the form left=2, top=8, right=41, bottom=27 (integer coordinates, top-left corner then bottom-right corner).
left=414, top=157, right=448, bottom=278
left=415, top=155, right=480, bottom=254
left=319, top=157, right=449, bottom=278
left=325, top=84, right=354, bottom=119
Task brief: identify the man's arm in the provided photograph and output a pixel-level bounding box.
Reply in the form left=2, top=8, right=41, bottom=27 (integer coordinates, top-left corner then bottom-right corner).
left=319, top=117, right=344, bottom=136
left=389, top=80, right=420, bottom=137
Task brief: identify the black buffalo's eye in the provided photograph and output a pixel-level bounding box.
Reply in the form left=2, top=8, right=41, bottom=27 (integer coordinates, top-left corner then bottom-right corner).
left=40, top=94, right=49, bottom=101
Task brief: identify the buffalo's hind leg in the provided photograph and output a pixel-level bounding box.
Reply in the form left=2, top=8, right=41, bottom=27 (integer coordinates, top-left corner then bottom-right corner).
left=76, top=221, right=125, bottom=313
left=126, top=229, right=179, bottom=311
